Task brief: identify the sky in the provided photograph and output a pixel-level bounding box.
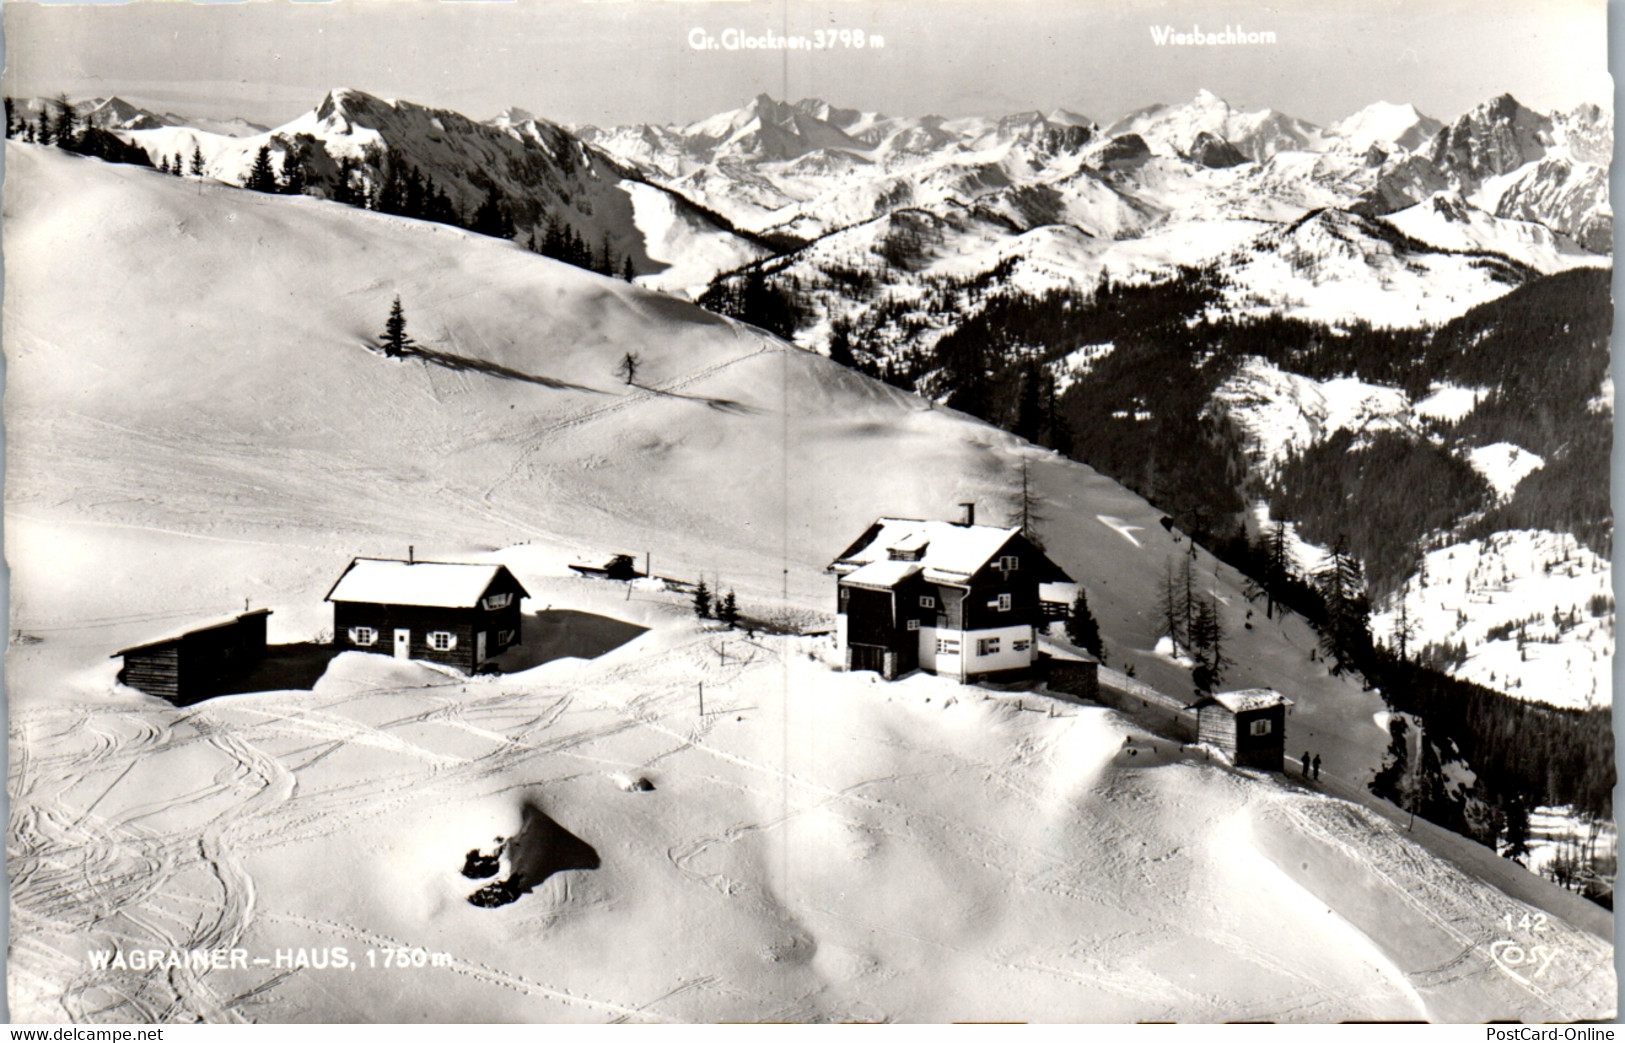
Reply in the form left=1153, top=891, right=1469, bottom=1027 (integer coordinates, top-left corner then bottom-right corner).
left=1, top=0, right=1612, bottom=130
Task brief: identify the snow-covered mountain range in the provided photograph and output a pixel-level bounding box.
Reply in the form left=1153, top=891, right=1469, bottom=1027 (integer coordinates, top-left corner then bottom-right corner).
left=13, top=83, right=1602, bottom=712
left=5, top=141, right=1612, bottom=1023
left=105, top=89, right=769, bottom=295
left=574, top=88, right=1609, bottom=261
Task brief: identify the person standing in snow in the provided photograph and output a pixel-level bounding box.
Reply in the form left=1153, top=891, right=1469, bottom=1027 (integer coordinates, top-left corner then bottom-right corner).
left=1312, top=754, right=1321, bottom=781
left=1302, top=751, right=1310, bottom=778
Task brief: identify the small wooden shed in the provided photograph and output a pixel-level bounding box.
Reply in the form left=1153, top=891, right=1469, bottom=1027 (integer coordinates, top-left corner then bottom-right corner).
left=1042, top=645, right=1100, bottom=703
left=113, top=609, right=272, bottom=705
left=1193, top=688, right=1292, bottom=771
left=326, top=558, right=529, bottom=674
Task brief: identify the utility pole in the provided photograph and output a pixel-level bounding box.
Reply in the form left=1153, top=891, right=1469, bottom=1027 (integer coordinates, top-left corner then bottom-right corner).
left=698, top=682, right=705, bottom=717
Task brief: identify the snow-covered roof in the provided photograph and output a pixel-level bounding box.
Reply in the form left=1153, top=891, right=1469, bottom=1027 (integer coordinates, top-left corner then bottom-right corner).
left=1210, top=688, right=1292, bottom=713
left=842, top=560, right=924, bottom=590
left=325, top=558, right=528, bottom=608
left=832, top=518, right=1070, bottom=586
left=886, top=531, right=931, bottom=555
left=113, top=608, right=271, bottom=657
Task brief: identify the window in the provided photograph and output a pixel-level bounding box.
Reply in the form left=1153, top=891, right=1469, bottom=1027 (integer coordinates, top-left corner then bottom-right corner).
left=997, top=593, right=1012, bottom=612
left=839, top=587, right=850, bottom=602
left=936, top=638, right=960, bottom=654
left=349, top=627, right=377, bottom=647
left=1249, top=719, right=1273, bottom=736
left=428, top=631, right=458, bottom=652
left=482, top=593, right=513, bottom=611
left=497, top=629, right=516, bottom=645
left=999, top=555, right=1019, bottom=571
left=1013, top=638, right=1031, bottom=653
left=907, top=619, right=921, bottom=631
left=977, top=637, right=1001, bottom=656
left=919, top=595, right=936, bottom=609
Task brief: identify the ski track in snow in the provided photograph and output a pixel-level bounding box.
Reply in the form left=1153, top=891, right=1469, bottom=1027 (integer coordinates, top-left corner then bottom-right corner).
left=8, top=626, right=1614, bottom=1022
left=479, top=335, right=782, bottom=505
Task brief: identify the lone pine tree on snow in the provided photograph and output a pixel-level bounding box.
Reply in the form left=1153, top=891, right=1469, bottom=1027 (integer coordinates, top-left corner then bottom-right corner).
left=692, top=578, right=712, bottom=619
left=380, top=296, right=414, bottom=358
left=618, top=351, right=641, bottom=386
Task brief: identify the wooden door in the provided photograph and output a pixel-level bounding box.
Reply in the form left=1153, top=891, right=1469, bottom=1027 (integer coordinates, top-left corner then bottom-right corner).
left=850, top=644, right=885, bottom=674
left=476, top=630, right=487, bottom=663
left=394, top=628, right=411, bottom=659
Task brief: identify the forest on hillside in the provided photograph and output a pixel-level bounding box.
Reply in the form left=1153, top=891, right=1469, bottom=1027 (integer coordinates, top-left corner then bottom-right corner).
left=709, top=253, right=1616, bottom=869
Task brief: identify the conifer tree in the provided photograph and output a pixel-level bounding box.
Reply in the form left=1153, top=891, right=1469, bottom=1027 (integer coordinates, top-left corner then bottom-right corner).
left=380, top=295, right=413, bottom=358
left=1010, top=458, right=1044, bottom=549
left=622, top=256, right=636, bottom=282
left=246, top=144, right=278, bottom=193
left=1371, top=715, right=1409, bottom=803
left=1315, top=537, right=1371, bottom=675
left=51, top=94, right=76, bottom=148
left=719, top=590, right=739, bottom=629
left=278, top=146, right=306, bottom=194
left=1065, top=586, right=1104, bottom=660
left=827, top=316, right=857, bottom=368
left=190, top=144, right=206, bottom=177
left=617, top=351, right=640, bottom=386
left=1264, top=521, right=1291, bottom=619
left=1502, top=796, right=1531, bottom=864
left=331, top=158, right=362, bottom=206
left=1190, top=596, right=1229, bottom=688
left=1157, top=557, right=1186, bottom=655
left=471, top=183, right=514, bottom=239
left=692, top=578, right=712, bottom=619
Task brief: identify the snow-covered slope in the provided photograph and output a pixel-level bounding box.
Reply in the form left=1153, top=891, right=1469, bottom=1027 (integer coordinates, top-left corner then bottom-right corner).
left=4, top=143, right=1612, bottom=1023
left=1205, top=350, right=1605, bottom=709
left=1372, top=531, right=1612, bottom=709
left=1207, top=356, right=1416, bottom=472
left=1381, top=192, right=1601, bottom=273
left=124, top=88, right=768, bottom=294
left=1212, top=208, right=1535, bottom=326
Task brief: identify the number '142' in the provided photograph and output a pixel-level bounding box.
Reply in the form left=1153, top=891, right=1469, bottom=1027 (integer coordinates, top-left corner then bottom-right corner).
left=1504, top=911, right=1548, bottom=932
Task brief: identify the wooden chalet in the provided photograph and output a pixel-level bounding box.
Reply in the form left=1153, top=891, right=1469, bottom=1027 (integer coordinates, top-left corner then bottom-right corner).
left=1192, top=689, right=1292, bottom=770
left=326, top=558, right=529, bottom=674
left=828, top=506, right=1075, bottom=682
left=113, top=608, right=271, bottom=705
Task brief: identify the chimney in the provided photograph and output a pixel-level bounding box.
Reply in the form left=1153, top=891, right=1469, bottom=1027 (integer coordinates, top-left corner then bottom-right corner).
left=408, top=545, right=415, bottom=564
left=958, top=502, right=975, bottom=527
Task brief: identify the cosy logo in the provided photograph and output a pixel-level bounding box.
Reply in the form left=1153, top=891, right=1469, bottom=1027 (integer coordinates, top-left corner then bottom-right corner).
left=1487, top=938, right=1557, bottom=984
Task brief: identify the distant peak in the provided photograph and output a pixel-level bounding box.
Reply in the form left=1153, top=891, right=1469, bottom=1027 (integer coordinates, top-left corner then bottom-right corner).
left=1192, top=88, right=1230, bottom=109
left=493, top=106, right=534, bottom=125
left=1352, top=100, right=1418, bottom=118
left=316, top=87, right=390, bottom=121
left=1479, top=92, right=1529, bottom=118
